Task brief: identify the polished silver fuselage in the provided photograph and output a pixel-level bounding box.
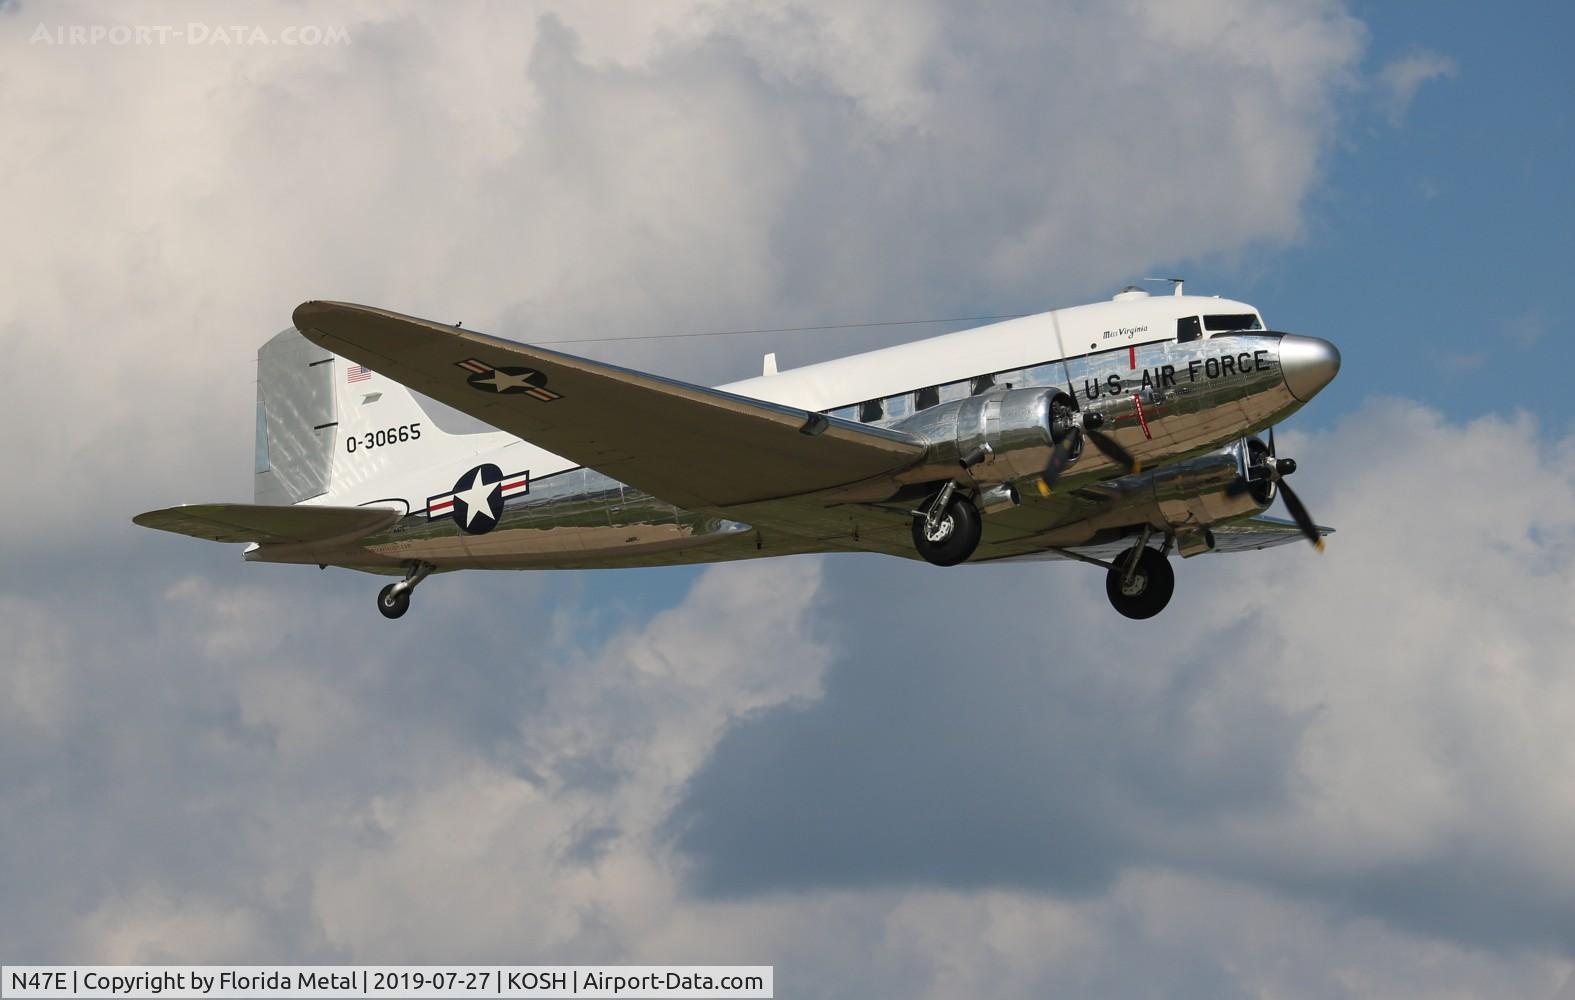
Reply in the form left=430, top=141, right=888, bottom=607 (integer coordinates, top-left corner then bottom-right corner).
left=251, top=327, right=1328, bottom=573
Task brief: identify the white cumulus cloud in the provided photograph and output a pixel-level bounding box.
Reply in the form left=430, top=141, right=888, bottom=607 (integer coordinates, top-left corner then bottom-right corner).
left=1377, top=49, right=1458, bottom=124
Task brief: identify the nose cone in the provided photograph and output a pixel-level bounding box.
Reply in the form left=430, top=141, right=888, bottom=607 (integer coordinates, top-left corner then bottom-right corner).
left=1279, top=335, right=1341, bottom=402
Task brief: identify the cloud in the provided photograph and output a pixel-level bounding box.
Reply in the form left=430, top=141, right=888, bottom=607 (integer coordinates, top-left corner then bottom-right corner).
left=5, top=401, right=1575, bottom=996
left=1377, top=49, right=1457, bottom=124
left=671, top=399, right=1575, bottom=955
left=0, top=0, right=1361, bottom=552
left=1502, top=307, right=1547, bottom=348
left=15, top=2, right=1570, bottom=996
left=0, top=550, right=831, bottom=962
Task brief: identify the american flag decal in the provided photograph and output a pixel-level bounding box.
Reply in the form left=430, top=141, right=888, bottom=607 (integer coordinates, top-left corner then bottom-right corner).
left=346, top=364, right=372, bottom=383
left=456, top=358, right=563, bottom=401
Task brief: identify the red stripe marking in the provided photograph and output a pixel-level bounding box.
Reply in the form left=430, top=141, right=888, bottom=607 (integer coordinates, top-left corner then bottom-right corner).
left=502, top=480, right=528, bottom=491
left=429, top=499, right=454, bottom=512
left=1129, top=346, right=1137, bottom=369
left=1132, top=394, right=1152, bottom=440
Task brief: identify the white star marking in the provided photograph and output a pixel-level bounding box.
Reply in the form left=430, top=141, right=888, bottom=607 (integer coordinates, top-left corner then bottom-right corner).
left=453, top=469, right=500, bottom=527
left=474, top=369, right=536, bottom=392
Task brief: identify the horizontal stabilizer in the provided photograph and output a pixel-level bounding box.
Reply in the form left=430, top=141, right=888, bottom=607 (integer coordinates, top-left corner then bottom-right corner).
left=133, top=503, right=401, bottom=545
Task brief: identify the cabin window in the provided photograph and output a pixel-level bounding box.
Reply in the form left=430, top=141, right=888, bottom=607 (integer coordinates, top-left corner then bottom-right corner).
left=970, top=373, right=996, bottom=395
left=1203, top=313, right=1262, bottom=332
left=1177, top=316, right=1202, bottom=343
left=858, top=399, right=883, bottom=423
left=914, top=385, right=940, bottom=410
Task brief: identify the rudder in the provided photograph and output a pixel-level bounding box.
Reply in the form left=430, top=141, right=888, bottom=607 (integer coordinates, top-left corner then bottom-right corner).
left=255, top=329, right=335, bottom=504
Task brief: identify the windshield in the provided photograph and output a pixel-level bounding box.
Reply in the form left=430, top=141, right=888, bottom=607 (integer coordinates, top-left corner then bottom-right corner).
left=1203, top=313, right=1264, bottom=332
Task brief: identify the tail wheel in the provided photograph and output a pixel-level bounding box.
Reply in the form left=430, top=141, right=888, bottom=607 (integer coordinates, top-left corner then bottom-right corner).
left=377, top=583, right=411, bottom=620
left=912, top=495, right=982, bottom=566
left=1104, top=546, right=1174, bottom=619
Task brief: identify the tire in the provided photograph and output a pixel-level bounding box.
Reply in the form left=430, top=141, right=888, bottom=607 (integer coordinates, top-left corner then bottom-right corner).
left=1104, top=545, right=1175, bottom=619
left=912, top=494, right=983, bottom=566
left=377, top=583, right=410, bottom=620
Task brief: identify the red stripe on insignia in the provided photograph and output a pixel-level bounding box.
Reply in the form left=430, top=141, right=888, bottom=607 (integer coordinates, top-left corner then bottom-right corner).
left=1132, top=394, right=1152, bottom=440
left=429, top=499, right=453, bottom=512
left=1128, top=346, right=1136, bottom=369
left=502, top=480, right=527, bottom=491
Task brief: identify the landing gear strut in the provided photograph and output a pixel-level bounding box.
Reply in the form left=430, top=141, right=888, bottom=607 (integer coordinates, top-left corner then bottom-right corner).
left=912, top=483, right=982, bottom=566
left=1104, top=543, right=1174, bottom=620
left=377, top=561, right=434, bottom=620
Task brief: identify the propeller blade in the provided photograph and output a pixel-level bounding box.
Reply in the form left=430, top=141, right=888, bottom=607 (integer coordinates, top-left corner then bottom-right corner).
left=1037, top=426, right=1080, bottom=495
left=1274, top=477, right=1324, bottom=552
left=1085, top=427, right=1141, bottom=475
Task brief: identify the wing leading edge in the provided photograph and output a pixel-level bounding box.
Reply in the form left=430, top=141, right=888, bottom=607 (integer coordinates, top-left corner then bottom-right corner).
left=293, top=301, right=926, bottom=509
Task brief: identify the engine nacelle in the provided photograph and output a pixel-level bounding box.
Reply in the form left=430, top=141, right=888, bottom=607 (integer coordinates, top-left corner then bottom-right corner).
left=1081, top=436, right=1274, bottom=555
left=893, top=387, right=1075, bottom=487
left=1149, top=438, right=1273, bottom=532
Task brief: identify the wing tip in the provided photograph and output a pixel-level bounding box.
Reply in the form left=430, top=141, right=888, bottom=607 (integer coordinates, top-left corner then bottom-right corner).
left=292, top=299, right=358, bottom=336
left=292, top=300, right=461, bottom=352
left=132, top=505, right=188, bottom=528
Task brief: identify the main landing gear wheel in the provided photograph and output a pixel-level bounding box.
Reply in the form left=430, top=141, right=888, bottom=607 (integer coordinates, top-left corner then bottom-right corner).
left=912, top=492, right=982, bottom=567
left=377, top=584, right=410, bottom=620
left=1105, top=545, right=1175, bottom=620
left=376, top=561, right=434, bottom=620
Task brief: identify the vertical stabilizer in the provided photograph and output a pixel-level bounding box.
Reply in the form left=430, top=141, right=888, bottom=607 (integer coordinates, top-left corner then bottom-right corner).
left=254, top=329, right=516, bottom=506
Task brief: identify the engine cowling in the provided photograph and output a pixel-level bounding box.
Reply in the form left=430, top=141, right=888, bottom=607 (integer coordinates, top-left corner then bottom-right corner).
left=1147, top=438, right=1273, bottom=530
left=1079, top=436, right=1274, bottom=555
left=893, top=387, right=1076, bottom=487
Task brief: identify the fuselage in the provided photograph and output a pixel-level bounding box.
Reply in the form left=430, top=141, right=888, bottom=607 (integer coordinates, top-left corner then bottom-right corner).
left=252, top=289, right=1337, bottom=572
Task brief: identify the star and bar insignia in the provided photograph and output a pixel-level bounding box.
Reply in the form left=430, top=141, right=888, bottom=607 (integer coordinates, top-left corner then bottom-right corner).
left=456, top=358, right=562, bottom=401
left=425, top=463, right=530, bottom=535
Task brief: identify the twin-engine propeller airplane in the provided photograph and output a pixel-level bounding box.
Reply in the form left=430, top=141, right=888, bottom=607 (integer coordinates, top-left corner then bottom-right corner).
left=135, top=284, right=1339, bottom=620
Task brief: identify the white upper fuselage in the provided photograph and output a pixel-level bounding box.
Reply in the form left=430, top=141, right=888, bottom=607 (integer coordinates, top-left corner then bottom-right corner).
left=725, top=291, right=1257, bottom=410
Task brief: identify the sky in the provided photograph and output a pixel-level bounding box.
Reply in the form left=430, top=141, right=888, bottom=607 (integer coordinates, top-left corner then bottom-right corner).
left=2, top=1, right=1574, bottom=997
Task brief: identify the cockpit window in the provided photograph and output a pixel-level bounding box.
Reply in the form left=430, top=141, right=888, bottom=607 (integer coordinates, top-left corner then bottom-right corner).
left=1177, top=316, right=1202, bottom=343
left=1203, top=313, right=1263, bottom=332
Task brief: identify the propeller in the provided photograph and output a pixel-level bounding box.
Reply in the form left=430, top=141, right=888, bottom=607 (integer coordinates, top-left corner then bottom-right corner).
left=1274, top=468, right=1324, bottom=553
left=1083, top=413, right=1141, bottom=475
left=1038, top=406, right=1142, bottom=494
left=1230, top=427, right=1325, bottom=552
